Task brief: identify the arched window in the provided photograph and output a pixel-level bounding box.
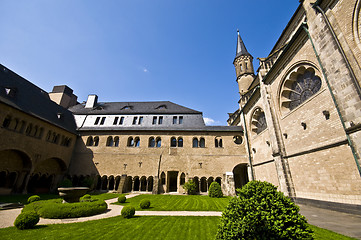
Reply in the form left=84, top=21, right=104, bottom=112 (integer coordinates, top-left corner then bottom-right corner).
left=192, top=138, right=198, bottom=148
left=134, top=137, right=140, bottom=147
left=199, top=138, right=205, bottom=148
left=178, top=137, right=183, bottom=147
left=2, top=115, right=11, bottom=128
left=160, top=172, right=166, bottom=185
left=156, top=137, right=161, bottom=147
left=149, top=137, right=155, bottom=147
left=281, top=65, right=322, bottom=112
left=127, top=137, right=134, bottom=147
left=180, top=172, right=186, bottom=185
left=215, top=137, right=223, bottom=148
left=114, top=137, right=119, bottom=147
left=106, top=136, right=114, bottom=147
left=25, top=124, right=32, bottom=136
left=94, top=136, right=99, bottom=146
left=170, top=137, right=177, bottom=147
left=251, top=108, right=267, bottom=135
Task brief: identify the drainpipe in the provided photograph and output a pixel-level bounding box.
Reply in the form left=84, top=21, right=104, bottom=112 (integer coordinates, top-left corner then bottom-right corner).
left=240, top=109, right=255, bottom=181
left=302, top=23, right=361, bottom=175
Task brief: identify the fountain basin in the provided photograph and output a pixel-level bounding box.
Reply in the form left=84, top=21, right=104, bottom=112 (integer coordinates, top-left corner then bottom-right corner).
left=58, top=187, right=89, bottom=203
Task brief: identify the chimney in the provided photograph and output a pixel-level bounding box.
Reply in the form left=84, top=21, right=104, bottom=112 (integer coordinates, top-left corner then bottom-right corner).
left=85, top=94, right=98, bottom=108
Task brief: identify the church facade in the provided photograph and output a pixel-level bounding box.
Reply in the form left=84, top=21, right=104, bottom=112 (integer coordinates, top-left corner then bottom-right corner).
left=228, top=0, right=361, bottom=210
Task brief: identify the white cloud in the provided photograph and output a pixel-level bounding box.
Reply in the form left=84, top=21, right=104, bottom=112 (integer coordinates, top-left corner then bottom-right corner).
left=204, top=117, right=220, bottom=126
left=143, top=68, right=148, bottom=73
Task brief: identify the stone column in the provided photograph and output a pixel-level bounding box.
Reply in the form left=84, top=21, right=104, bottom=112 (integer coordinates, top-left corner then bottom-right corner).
left=152, top=176, right=159, bottom=194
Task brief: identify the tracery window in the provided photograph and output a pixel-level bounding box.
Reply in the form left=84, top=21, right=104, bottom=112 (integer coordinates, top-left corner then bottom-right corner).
left=149, top=137, right=155, bottom=147
left=251, top=108, right=267, bottom=135
left=280, top=65, right=322, bottom=112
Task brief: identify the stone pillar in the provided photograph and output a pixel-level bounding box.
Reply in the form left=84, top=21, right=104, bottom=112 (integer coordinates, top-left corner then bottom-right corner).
left=152, top=176, right=159, bottom=194
left=224, top=172, right=235, bottom=196
left=117, top=175, right=127, bottom=193
left=14, top=171, right=27, bottom=193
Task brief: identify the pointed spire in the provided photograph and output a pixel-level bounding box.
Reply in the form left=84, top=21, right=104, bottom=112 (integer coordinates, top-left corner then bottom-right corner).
left=235, top=30, right=251, bottom=58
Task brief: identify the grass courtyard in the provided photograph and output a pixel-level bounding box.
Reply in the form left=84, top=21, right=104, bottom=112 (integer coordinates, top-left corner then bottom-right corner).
left=0, top=193, right=357, bottom=240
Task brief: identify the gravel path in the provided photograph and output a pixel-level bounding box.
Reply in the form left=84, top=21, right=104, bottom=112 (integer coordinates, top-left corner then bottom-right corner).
left=0, top=193, right=221, bottom=229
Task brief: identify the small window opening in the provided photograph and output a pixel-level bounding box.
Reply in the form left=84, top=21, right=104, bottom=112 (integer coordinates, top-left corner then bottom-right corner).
left=100, top=117, right=106, bottom=125
left=178, top=137, right=183, bottom=147
left=171, top=137, right=177, bottom=147
left=283, top=133, right=288, bottom=139
left=173, top=116, right=177, bottom=124
left=133, top=117, right=138, bottom=125
left=323, top=110, right=330, bottom=120
left=158, top=116, right=163, bottom=124
left=113, top=117, right=119, bottom=125
left=119, top=117, right=124, bottom=125
left=156, top=137, right=161, bottom=147
left=149, top=137, right=155, bottom=148
left=179, top=116, right=183, bottom=124
left=152, top=116, right=157, bottom=125
left=94, top=117, right=101, bottom=125
left=301, top=122, right=307, bottom=130
left=138, top=117, right=143, bottom=125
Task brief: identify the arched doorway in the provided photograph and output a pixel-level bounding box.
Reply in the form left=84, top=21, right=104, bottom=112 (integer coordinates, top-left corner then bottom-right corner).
left=233, top=164, right=249, bottom=192
left=133, top=176, right=140, bottom=191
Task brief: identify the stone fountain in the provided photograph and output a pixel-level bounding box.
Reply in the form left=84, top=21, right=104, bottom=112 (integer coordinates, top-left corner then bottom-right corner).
left=58, top=187, right=90, bottom=203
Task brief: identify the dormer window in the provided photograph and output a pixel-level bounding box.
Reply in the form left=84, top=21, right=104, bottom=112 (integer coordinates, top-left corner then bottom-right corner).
left=121, top=106, right=133, bottom=110
left=156, top=105, right=167, bottom=110
left=4, top=87, right=16, bottom=97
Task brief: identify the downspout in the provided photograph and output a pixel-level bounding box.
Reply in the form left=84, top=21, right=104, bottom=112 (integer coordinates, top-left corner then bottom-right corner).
left=240, top=109, right=255, bottom=181
left=302, top=23, right=361, bottom=175
left=312, top=2, right=361, bottom=98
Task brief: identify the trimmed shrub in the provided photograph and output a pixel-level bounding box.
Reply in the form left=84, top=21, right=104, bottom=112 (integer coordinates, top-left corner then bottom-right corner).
left=121, top=206, right=135, bottom=218
left=139, top=199, right=150, bottom=209
left=80, top=194, right=92, bottom=202
left=58, top=178, right=72, bottom=188
left=22, top=199, right=107, bottom=219
left=14, top=211, right=40, bottom=230
left=216, top=181, right=313, bottom=240
left=27, top=195, right=40, bottom=203
left=208, top=182, right=223, bottom=198
left=118, top=195, right=126, bottom=203
left=182, top=180, right=197, bottom=195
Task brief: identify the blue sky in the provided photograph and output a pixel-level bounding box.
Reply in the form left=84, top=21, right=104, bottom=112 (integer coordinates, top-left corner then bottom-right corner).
left=0, top=0, right=299, bottom=125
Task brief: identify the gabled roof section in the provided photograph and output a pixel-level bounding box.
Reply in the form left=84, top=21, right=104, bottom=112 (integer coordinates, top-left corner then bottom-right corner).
left=235, top=30, right=252, bottom=58
left=0, top=64, right=77, bottom=134
left=69, top=101, right=202, bottom=115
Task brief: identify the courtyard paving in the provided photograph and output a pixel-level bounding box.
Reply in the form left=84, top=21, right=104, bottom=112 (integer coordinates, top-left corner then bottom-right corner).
left=1, top=194, right=360, bottom=239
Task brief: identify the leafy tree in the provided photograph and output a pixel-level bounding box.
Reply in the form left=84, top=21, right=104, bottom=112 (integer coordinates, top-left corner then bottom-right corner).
left=182, top=179, right=197, bottom=195
left=208, top=182, right=223, bottom=198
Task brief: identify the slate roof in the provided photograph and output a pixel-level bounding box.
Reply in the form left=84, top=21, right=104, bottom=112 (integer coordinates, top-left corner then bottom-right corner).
left=69, top=101, right=202, bottom=115
left=78, top=125, right=243, bottom=132
left=235, top=30, right=251, bottom=58
left=0, top=64, right=77, bottom=134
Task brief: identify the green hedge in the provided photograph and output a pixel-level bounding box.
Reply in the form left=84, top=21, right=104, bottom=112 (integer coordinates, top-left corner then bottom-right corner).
left=14, top=211, right=40, bottom=230
left=22, top=199, right=107, bottom=219
left=139, top=199, right=150, bottom=209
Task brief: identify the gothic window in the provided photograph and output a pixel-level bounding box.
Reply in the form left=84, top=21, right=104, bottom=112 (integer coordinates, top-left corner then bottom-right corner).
left=178, top=137, right=183, bottom=147
left=106, top=136, right=113, bottom=147
left=86, top=136, right=94, bottom=146
left=199, top=138, right=205, bottom=148
left=94, top=136, right=99, bottom=146
left=215, top=137, right=223, bottom=148
left=134, top=137, right=140, bottom=147
left=127, top=137, right=134, bottom=147
left=156, top=137, right=161, bottom=147
left=171, top=137, right=177, bottom=147
left=251, top=108, right=267, bottom=135
left=149, top=137, right=155, bottom=147
left=114, top=137, right=119, bottom=147
left=280, top=65, right=322, bottom=112
left=192, top=138, right=199, bottom=148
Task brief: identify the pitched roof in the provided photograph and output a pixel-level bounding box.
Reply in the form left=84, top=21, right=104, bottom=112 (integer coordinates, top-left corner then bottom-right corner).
left=235, top=30, right=251, bottom=58
left=69, top=101, right=202, bottom=115
left=78, top=125, right=243, bottom=132
left=0, top=64, right=77, bottom=134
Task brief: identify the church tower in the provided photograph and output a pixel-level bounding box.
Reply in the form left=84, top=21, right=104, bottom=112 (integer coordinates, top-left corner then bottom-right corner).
left=233, top=30, right=254, bottom=98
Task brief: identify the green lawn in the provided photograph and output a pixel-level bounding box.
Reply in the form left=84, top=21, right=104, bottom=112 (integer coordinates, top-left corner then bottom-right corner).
left=0, top=216, right=356, bottom=240
left=113, top=194, right=231, bottom=211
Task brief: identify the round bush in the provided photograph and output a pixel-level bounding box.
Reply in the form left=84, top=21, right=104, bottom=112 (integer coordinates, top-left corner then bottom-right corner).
left=139, top=199, right=150, bottom=209
left=27, top=195, right=40, bottom=203
left=121, top=206, right=135, bottom=218
left=216, top=181, right=313, bottom=240
left=208, top=182, right=223, bottom=198
left=118, top=195, right=126, bottom=203
left=14, top=211, right=40, bottom=230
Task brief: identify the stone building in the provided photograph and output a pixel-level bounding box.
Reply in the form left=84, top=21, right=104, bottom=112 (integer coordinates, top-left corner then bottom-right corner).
left=228, top=0, right=361, bottom=211
left=67, top=96, right=247, bottom=195
left=0, top=64, right=77, bottom=194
